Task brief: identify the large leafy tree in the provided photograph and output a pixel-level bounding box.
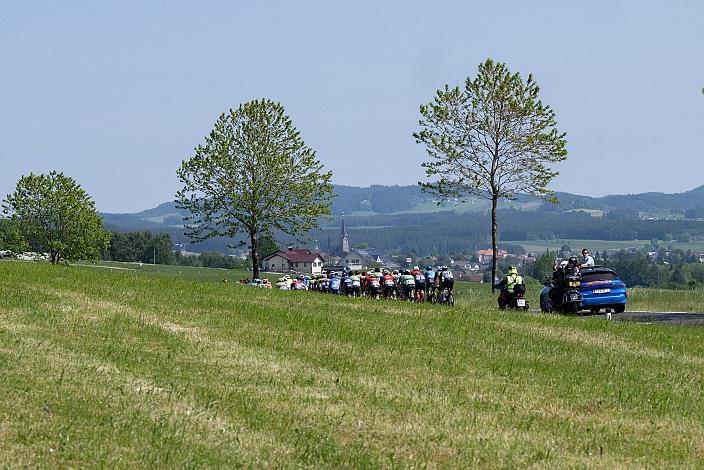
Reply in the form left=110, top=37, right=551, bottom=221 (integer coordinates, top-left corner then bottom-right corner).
left=176, top=99, right=333, bottom=278
left=414, top=59, right=567, bottom=289
left=2, top=171, right=110, bottom=264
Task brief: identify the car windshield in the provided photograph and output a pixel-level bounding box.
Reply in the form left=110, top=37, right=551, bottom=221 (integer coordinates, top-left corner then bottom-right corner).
left=581, top=271, right=618, bottom=283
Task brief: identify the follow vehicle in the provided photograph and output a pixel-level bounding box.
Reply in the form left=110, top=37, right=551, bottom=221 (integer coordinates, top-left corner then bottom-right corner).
left=578, top=266, right=627, bottom=314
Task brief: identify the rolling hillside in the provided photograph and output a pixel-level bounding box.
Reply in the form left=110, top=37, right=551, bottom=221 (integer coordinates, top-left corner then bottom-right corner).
left=102, top=184, right=704, bottom=232
left=96, top=184, right=704, bottom=256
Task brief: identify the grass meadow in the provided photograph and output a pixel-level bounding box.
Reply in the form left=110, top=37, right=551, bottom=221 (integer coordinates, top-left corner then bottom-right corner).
left=1, top=261, right=704, bottom=467
left=73, top=260, right=704, bottom=313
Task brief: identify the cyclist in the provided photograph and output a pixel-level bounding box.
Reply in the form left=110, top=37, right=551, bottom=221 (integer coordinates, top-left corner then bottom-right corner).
left=424, top=266, right=436, bottom=301
left=413, top=266, right=426, bottom=302
left=399, top=269, right=417, bottom=300
left=438, top=266, right=454, bottom=303
left=381, top=269, right=396, bottom=299
left=349, top=271, right=362, bottom=297
left=329, top=272, right=341, bottom=294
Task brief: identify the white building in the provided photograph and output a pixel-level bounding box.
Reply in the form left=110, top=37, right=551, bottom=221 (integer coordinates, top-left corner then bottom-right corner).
left=262, top=248, right=325, bottom=275
left=338, top=248, right=392, bottom=270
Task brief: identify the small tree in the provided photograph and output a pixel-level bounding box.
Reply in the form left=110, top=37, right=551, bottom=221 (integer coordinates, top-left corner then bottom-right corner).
left=0, top=218, right=27, bottom=252
left=256, top=234, right=279, bottom=261
left=2, top=171, right=110, bottom=264
left=176, top=99, right=333, bottom=278
left=415, top=59, right=567, bottom=289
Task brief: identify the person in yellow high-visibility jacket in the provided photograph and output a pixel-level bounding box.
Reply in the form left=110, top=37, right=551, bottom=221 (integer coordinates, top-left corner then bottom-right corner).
left=495, top=266, right=525, bottom=309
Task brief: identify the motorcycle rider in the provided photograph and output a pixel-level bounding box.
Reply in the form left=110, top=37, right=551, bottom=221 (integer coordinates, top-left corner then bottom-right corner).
left=547, top=256, right=581, bottom=304
left=495, top=265, right=525, bottom=309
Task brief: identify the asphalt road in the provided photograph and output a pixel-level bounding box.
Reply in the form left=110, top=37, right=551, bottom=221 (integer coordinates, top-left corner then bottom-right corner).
left=528, top=309, right=704, bottom=325
left=605, top=311, right=704, bottom=325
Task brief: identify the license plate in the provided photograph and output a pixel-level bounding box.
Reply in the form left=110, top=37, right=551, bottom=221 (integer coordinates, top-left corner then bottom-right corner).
left=570, top=293, right=580, bottom=301
left=516, top=299, right=526, bottom=307
left=593, top=288, right=610, bottom=294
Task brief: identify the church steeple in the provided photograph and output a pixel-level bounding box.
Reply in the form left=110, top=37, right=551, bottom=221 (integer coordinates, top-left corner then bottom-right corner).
left=340, top=213, right=350, bottom=254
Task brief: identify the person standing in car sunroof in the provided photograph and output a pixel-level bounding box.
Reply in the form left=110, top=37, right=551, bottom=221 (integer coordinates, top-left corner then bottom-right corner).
left=580, top=249, right=595, bottom=268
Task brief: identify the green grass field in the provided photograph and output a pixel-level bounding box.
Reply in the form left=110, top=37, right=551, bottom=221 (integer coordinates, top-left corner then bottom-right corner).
left=2, top=261, right=704, bottom=467
left=71, top=260, right=704, bottom=313
left=72, top=260, right=251, bottom=282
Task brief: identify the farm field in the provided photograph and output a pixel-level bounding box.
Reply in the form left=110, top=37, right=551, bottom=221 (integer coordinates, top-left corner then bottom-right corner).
left=509, top=239, right=652, bottom=254
left=1, top=262, right=704, bottom=467
left=510, top=238, right=704, bottom=255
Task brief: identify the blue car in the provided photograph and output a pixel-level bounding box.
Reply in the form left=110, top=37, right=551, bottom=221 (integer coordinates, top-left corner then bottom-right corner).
left=579, top=267, right=627, bottom=314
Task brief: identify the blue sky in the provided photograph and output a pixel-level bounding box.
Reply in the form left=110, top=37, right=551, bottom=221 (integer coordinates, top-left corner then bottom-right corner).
left=1, top=1, right=702, bottom=212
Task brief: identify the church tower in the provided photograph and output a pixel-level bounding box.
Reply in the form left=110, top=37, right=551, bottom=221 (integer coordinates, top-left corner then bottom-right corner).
left=341, top=214, right=350, bottom=255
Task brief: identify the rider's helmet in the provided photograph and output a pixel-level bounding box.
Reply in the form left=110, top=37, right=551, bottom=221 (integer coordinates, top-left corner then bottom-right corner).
left=413, top=266, right=419, bottom=271
left=440, top=266, right=448, bottom=271
left=568, top=256, right=579, bottom=266
left=508, top=266, right=518, bottom=276
left=426, top=266, right=432, bottom=271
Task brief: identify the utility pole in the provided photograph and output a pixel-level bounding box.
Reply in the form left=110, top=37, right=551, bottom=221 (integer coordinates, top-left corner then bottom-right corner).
left=153, top=246, right=156, bottom=265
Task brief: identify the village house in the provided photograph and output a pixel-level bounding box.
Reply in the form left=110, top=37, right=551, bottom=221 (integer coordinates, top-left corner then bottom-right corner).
left=512, top=254, right=536, bottom=264
left=262, top=248, right=325, bottom=275
left=451, top=260, right=481, bottom=271
left=338, top=248, right=395, bottom=270
left=475, top=249, right=508, bottom=264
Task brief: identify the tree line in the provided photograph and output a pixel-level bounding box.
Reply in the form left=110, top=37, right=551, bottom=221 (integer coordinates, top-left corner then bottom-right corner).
left=102, top=231, right=251, bottom=270
left=521, top=247, right=704, bottom=290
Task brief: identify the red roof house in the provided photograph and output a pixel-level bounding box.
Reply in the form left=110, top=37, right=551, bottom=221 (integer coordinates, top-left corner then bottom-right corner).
left=262, top=248, right=325, bottom=274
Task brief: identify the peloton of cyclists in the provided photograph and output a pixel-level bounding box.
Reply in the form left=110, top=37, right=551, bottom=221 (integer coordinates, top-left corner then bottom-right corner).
left=274, top=265, right=457, bottom=305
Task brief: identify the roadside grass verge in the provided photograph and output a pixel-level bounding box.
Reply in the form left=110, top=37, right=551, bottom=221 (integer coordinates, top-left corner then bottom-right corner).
left=68, top=259, right=704, bottom=313
left=1, top=262, right=703, bottom=467
left=624, top=286, right=704, bottom=312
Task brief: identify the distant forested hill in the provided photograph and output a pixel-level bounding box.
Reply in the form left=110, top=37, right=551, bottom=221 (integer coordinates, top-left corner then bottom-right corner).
left=102, top=183, right=704, bottom=225
left=97, top=184, right=704, bottom=255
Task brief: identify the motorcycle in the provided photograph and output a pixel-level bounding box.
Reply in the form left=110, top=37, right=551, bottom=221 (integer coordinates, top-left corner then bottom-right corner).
left=540, top=265, right=583, bottom=314
left=498, top=284, right=529, bottom=311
